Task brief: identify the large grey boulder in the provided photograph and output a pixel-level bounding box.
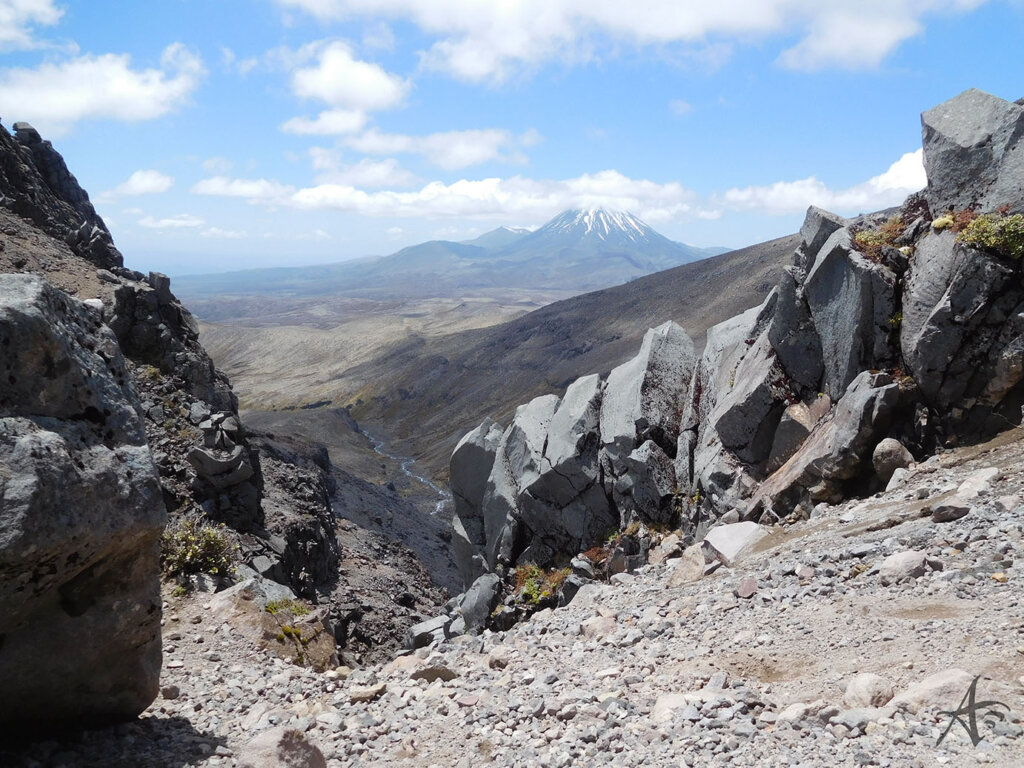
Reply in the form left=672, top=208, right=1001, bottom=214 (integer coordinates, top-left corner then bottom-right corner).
left=702, top=521, right=769, bottom=567
left=531, top=375, right=603, bottom=508
left=0, top=274, right=166, bottom=724
left=922, top=88, right=1024, bottom=215
left=899, top=229, right=959, bottom=369
left=600, top=320, right=696, bottom=460
left=800, top=206, right=849, bottom=266
left=768, top=266, right=824, bottom=390
left=872, top=438, right=914, bottom=484
left=805, top=229, right=898, bottom=398
left=900, top=231, right=1024, bottom=432
left=682, top=303, right=763, bottom=433
left=685, top=304, right=767, bottom=508
left=449, top=418, right=503, bottom=587
left=709, top=329, right=789, bottom=465
left=459, top=572, right=501, bottom=634
left=751, top=371, right=900, bottom=516
left=520, top=375, right=615, bottom=557
left=485, top=395, right=558, bottom=566
left=613, top=440, right=677, bottom=525
left=767, top=398, right=830, bottom=473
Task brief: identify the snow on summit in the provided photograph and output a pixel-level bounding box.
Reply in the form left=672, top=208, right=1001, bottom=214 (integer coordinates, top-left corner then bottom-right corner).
left=538, top=208, right=655, bottom=243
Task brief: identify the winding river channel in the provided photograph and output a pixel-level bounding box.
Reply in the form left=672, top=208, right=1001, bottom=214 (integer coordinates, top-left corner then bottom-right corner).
left=361, top=429, right=451, bottom=516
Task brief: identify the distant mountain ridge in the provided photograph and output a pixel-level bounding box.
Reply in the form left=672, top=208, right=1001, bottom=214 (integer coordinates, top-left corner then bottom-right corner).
left=173, top=208, right=726, bottom=302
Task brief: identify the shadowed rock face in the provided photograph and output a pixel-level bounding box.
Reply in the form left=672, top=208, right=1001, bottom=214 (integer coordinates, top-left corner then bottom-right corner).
left=921, top=88, right=1024, bottom=215
left=0, top=122, right=121, bottom=270
left=0, top=274, right=166, bottom=724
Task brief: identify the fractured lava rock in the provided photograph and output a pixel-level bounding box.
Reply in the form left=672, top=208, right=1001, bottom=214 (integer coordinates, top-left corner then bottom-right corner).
left=0, top=273, right=166, bottom=724
left=448, top=87, right=1024, bottom=627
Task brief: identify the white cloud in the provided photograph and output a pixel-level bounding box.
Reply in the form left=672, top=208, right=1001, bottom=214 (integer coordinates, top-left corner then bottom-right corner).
left=192, top=149, right=925, bottom=224
left=0, top=0, right=63, bottom=52
left=281, top=108, right=368, bottom=135
left=203, top=156, right=234, bottom=173
left=220, top=46, right=259, bottom=75
left=138, top=213, right=205, bottom=229
left=191, top=176, right=296, bottom=200
left=291, top=40, right=408, bottom=110
left=274, top=0, right=988, bottom=81
left=281, top=40, right=408, bottom=135
left=195, top=168, right=702, bottom=221
left=310, top=150, right=419, bottom=187
left=717, top=149, right=926, bottom=215
left=670, top=99, right=693, bottom=116
left=362, top=22, right=396, bottom=51
left=386, top=225, right=404, bottom=238
left=0, top=43, right=204, bottom=135
left=344, top=128, right=539, bottom=169
left=106, top=169, right=174, bottom=197
left=201, top=227, right=248, bottom=239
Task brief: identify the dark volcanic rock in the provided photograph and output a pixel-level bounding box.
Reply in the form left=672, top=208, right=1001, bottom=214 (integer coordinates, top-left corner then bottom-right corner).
left=0, top=121, right=121, bottom=270
left=0, top=273, right=165, bottom=724
left=921, top=88, right=1024, bottom=215
left=751, top=371, right=900, bottom=516
left=804, top=229, right=897, bottom=398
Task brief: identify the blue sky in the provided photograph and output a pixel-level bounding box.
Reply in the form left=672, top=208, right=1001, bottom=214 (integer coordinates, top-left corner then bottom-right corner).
left=0, top=0, right=1022, bottom=275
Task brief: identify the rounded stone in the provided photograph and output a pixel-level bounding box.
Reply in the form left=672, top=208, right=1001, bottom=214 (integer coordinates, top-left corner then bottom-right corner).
left=872, top=438, right=914, bottom=483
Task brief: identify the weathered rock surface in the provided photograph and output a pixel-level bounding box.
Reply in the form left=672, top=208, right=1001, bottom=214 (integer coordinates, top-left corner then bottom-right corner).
left=600, top=320, right=695, bottom=460
left=753, top=371, right=900, bottom=516
left=921, top=88, right=1024, bottom=215
left=878, top=550, right=928, bottom=586
left=890, top=668, right=976, bottom=715
left=459, top=572, right=501, bottom=634
left=447, top=89, right=1024, bottom=639
left=872, top=437, right=914, bottom=483
left=450, top=419, right=503, bottom=587
left=901, top=231, right=1024, bottom=433
left=0, top=273, right=166, bottom=724
left=843, top=673, right=895, bottom=709
left=804, top=229, right=897, bottom=398
left=702, top=522, right=768, bottom=567
left=0, top=121, right=121, bottom=269
left=768, top=266, right=824, bottom=390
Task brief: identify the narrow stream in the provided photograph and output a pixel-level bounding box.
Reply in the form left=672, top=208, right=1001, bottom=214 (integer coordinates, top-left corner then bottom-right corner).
left=361, top=429, right=451, bottom=516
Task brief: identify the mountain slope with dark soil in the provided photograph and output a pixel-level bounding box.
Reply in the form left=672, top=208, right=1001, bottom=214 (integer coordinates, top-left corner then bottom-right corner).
left=346, top=233, right=799, bottom=479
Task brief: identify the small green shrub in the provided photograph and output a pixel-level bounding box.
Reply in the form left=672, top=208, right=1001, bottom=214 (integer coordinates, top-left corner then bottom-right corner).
left=853, top=216, right=905, bottom=262
left=266, top=599, right=311, bottom=617
left=888, top=311, right=903, bottom=328
left=957, top=212, right=1024, bottom=260
left=512, top=563, right=570, bottom=605
left=161, top=518, right=236, bottom=578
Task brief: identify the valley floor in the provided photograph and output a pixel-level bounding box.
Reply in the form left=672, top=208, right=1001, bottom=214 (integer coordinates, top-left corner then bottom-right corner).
left=6, top=430, right=1024, bottom=768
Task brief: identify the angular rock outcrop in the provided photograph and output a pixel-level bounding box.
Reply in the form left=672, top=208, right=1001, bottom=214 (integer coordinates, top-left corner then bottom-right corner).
left=768, top=266, right=824, bottom=391
left=900, top=230, right=1024, bottom=435
left=0, top=121, right=121, bottom=269
left=751, top=371, right=900, bottom=515
left=0, top=274, right=166, bottom=724
left=1, top=120, right=420, bottom=667
left=921, top=88, right=1024, bottom=215
left=452, top=322, right=698, bottom=578
left=804, top=229, right=897, bottom=398
left=449, top=88, right=1024, bottom=624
